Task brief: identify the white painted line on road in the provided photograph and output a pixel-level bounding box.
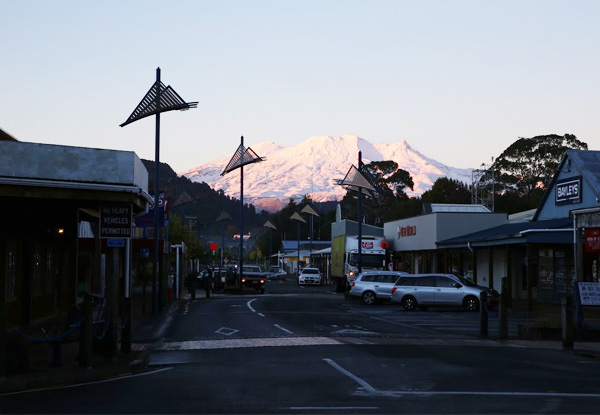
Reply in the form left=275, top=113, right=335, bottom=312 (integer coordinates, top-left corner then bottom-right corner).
left=323, top=358, right=600, bottom=399
left=0, top=367, right=174, bottom=396
left=274, top=324, right=293, bottom=334
left=374, top=390, right=600, bottom=398
left=258, top=313, right=265, bottom=317
left=247, top=298, right=257, bottom=312
left=323, top=358, right=377, bottom=394
left=157, top=337, right=341, bottom=350
left=288, top=407, right=378, bottom=411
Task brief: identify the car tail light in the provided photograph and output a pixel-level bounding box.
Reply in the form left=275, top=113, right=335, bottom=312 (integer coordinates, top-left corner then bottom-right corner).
left=260, top=279, right=265, bottom=284
left=391, top=287, right=397, bottom=294
left=241, top=278, right=246, bottom=283
left=351, top=282, right=355, bottom=287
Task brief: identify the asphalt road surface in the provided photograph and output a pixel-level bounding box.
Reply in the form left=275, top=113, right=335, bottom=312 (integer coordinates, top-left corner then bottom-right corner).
left=2, top=277, right=600, bottom=414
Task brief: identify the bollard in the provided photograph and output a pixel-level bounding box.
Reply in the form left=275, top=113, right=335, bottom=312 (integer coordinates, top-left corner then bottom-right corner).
left=79, top=294, right=93, bottom=367
left=480, top=291, right=488, bottom=338
left=121, top=297, right=131, bottom=354
left=562, top=296, right=574, bottom=349
left=499, top=277, right=508, bottom=340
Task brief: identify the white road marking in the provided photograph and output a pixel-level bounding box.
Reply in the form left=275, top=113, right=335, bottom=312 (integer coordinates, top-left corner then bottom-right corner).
left=258, top=313, right=265, bottom=317
left=323, top=358, right=377, bottom=394
left=288, top=407, right=377, bottom=411
left=0, top=367, right=173, bottom=396
left=274, top=324, right=293, bottom=334
left=157, top=337, right=341, bottom=350
left=323, top=358, right=600, bottom=399
left=246, top=298, right=257, bottom=312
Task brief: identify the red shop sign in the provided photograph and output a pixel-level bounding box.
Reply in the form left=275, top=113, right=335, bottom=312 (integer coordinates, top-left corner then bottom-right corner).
left=585, top=228, right=600, bottom=253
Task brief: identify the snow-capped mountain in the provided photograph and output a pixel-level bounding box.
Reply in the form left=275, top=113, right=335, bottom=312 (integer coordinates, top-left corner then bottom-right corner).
left=181, top=135, right=473, bottom=212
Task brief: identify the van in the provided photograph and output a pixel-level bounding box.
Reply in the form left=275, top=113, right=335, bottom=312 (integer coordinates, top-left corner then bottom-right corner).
left=391, top=273, right=498, bottom=311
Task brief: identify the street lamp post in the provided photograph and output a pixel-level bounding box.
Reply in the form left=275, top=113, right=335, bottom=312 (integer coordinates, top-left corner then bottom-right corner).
left=120, top=67, right=197, bottom=314
left=290, top=212, right=306, bottom=276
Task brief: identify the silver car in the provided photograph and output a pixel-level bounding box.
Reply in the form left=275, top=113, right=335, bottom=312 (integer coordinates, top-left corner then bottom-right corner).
left=391, top=273, right=498, bottom=312
left=298, top=267, right=322, bottom=285
left=349, top=271, right=409, bottom=305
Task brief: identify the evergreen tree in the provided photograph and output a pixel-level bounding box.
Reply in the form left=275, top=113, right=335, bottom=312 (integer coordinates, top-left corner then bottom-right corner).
left=491, top=134, right=587, bottom=195
left=421, top=177, right=471, bottom=204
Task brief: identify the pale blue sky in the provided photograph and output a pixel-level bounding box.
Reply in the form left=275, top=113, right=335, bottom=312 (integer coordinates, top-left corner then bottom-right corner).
left=2, top=0, right=599, bottom=173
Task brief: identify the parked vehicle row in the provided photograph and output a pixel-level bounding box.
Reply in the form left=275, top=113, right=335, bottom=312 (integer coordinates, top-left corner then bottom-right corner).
left=349, top=271, right=498, bottom=311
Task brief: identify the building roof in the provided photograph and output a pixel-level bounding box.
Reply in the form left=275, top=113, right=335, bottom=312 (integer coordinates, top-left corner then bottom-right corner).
left=533, top=150, right=600, bottom=220
left=281, top=240, right=331, bottom=252
left=0, top=128, right=17, bottom=141
left=422, top=203, right=491, bottom=214
left=437, top=217, right=573, bottom=248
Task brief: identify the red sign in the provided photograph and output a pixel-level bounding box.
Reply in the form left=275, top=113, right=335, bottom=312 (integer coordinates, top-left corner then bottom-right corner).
left=209, top=242, right=218, bottom=251
left=397, top=225, right=417, bottom=238
left=361, top=241, right=374, bottom=249
left=585, top=228, right=600, bottom=253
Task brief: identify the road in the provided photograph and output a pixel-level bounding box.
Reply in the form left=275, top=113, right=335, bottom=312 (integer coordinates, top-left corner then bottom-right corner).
left=2, top=277, right=600, bottom=414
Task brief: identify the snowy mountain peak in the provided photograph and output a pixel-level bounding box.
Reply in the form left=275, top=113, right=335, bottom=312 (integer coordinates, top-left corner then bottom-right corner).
left=181, top=135, right=473, bottom=212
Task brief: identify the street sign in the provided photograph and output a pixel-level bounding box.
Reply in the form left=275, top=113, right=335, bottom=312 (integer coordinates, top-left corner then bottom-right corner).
left=100, top=204, right=132, bottom=238
left=107, top=238, right=125, bottom=247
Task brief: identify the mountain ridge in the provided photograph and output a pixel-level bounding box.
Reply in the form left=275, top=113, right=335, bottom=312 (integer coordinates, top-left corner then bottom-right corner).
left=181, top=134, right=473, bottom=212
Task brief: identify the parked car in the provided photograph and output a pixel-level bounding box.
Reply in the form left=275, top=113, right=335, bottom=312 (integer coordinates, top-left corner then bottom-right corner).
left=298, top=267, right=322, bottom=285
left=348, top=271, right=410, bottom=305
left=266, top=266, right=287, bottom=281
left=391, top=273, right=499, bottom=312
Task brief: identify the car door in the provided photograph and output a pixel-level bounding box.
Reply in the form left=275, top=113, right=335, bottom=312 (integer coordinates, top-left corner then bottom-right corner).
left=374, top=274, right=396, bottom=299
left=434, top=275, right=464, bottom=305
left=411, top=276, right=437, bottom=304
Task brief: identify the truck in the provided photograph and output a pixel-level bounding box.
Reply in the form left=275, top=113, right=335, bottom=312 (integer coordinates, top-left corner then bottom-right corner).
left=331, top=227, right=388, bottom=292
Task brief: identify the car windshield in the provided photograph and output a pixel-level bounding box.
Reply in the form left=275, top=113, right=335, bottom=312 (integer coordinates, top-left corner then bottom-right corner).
left=348, top=253, right=385, bottom=268
left=302, top=269, right=319, bottom=274
left=456, top=275, right=477, bottom=286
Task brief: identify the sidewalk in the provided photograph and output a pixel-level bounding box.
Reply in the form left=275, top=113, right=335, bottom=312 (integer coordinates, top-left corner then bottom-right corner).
left=0, top=290, right=182, bottom=395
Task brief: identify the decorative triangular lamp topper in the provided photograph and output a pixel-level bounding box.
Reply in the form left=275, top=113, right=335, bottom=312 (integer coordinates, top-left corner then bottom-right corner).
left=216, top=211, right=232, bottom=222
left=221, top=137, right=265, bottom=176
left=336, top=164, right=380, bottom=198
left=301, top=204, right=320, bottom=217
left=120, top=69, right=198, bottom=127
left=290, top=212, right=307, bottom=223
left=264, top=220, right=278, bottom=230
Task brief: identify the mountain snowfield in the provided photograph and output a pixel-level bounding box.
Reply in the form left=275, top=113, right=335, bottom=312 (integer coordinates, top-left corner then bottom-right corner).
left=181, top=135, right=474, bottom=212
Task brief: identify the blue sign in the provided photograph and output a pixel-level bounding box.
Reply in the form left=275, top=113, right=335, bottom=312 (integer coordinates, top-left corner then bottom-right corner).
left=107, top=238, right=125, bottom=247
left=555, top=176, right=582, bottom=205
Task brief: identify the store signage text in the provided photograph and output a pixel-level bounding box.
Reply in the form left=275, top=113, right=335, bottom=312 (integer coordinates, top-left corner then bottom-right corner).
left=397, top=225, right=417, bottom=238
left=555, top=176, right=582, bottom=205
left=361, top=241, right=374, bottom=249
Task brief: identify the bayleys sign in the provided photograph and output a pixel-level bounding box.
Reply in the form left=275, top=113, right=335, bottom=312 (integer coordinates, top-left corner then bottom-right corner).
left=555, top=176, right=582, bottom=205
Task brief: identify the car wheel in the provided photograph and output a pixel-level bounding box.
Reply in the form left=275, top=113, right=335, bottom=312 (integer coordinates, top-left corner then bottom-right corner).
left=362, top=291, right=377, bottom=305
left=463, top=296, right=480, bottom=312
left=402, top=296, right=418, bottom=311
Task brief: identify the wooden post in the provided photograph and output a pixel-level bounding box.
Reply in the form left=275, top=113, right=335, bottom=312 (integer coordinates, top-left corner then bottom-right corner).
left=79, top=293, right=93, bottom=367
left=526, top=243, right=535, bottom=312
left=105, top=247, right=119, bottom=358
left=488, top=247, right=494, bottom=289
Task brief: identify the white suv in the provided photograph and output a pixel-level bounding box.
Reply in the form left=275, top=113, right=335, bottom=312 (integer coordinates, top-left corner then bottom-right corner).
left=298, top=267, right=321, bottom=285
left=349, top=271, right=409, bottom=305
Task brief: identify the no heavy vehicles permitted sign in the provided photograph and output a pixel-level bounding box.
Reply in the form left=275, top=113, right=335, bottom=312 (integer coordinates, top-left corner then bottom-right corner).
left=100, top=204, right=132, bottom=238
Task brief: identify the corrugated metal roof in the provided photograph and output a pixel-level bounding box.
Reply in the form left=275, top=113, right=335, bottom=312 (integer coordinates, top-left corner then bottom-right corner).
left=437, top=217, right=572, bottom=247
left=422, top=203, right=490, bottom=214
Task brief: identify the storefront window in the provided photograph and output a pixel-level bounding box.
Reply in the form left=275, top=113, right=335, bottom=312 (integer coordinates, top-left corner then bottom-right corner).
left=539, top=249, right=554, bottom=292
